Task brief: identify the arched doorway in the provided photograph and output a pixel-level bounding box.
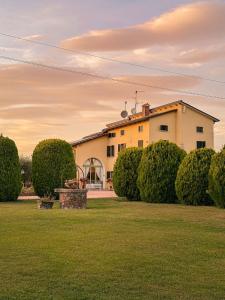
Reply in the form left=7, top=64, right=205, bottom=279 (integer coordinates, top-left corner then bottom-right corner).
left=83, top=158, right=104, bottom=189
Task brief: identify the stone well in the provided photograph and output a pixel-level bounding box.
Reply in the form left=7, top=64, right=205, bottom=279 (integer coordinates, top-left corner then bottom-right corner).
left=54, top=188, right=87, bottom=209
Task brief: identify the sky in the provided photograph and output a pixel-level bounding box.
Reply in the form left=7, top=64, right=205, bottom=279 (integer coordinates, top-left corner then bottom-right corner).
left=0, top=0, right=225, bottom=155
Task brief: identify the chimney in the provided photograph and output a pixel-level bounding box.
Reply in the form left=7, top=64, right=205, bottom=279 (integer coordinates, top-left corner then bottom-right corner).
left=142, top=103, right=150, bottom=116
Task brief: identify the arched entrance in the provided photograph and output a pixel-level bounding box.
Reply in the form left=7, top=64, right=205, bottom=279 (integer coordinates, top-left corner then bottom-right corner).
left=83, top=158, right=104, bottom=189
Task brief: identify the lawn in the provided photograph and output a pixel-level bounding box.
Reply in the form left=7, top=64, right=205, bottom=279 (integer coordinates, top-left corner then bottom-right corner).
left=0, top=199, right=225, bottom=300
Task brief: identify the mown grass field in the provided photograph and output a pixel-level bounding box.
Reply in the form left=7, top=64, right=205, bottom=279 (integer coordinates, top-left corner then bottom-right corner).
left=0, top=199, right=225, bottom=299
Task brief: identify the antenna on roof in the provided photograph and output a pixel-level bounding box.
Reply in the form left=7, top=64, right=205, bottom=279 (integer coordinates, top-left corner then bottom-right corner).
left=131, top=90, right=144, bottom=114
left=120, top=101, right=128, bottom=119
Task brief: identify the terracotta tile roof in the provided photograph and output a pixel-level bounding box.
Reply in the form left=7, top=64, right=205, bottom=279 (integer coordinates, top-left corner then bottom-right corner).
left=71, top=131, right=106, bottom=146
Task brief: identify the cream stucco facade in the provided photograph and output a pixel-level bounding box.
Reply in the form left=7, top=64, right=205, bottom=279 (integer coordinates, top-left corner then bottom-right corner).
left=72, top=100, right=219, bottom=190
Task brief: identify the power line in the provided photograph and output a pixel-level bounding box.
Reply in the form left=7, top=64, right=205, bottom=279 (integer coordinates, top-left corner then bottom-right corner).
left=1, top=55, right=225, bottom=100
left=0, top=32, right=225, bottom=85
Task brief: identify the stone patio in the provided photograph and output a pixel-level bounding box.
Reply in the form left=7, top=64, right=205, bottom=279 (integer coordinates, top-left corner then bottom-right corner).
left=19, top=190, right=117, bottom=200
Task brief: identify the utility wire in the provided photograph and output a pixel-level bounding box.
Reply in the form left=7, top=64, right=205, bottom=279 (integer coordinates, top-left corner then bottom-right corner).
left=1, top=55, right=225, bottom=100
left=0, top=32, right=225, bottom=85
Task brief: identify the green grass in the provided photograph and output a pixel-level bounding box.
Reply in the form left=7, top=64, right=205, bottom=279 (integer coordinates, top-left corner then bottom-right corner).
left=1, top=199, right=225, bottom=299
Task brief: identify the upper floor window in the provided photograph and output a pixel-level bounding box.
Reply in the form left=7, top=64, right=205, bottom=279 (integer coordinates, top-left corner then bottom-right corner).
left=107, top=145, right=115, bottom=157
left=138, top=140, right=143, bottom=148
left=118, top=143, right=126, bottom=152
left=120, top=129, right=125, bottom=136
left=197, top=141, right=206, bottom=149
left=160, top=125, right=168, bottom=132
left=196, top=126, right=204, bottom=133
left=138, top=125, right=143, bottom=132
left=108, top=132, right=116, bottom=138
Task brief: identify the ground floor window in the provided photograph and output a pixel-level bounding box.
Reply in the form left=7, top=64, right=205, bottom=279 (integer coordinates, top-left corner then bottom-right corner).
left=197, top=141, right=206, bottom=149
left=118, top=143, right=126, bottom=152
left=138, top=140, right=143, bottom=148
left=107, top=171, right=113, bottom=179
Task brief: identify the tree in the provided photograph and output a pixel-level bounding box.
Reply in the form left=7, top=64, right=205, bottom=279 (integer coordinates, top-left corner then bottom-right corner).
left=113, top=147, right=143, bottom=200
left=208, top=149, right=225, bottom=208
left=0, top=135, right=22, bottom=201
left=175, top=148, right=215, bottom=205
left=20, top=156, right=32, bottom=186
left=32, top=139, right=76, bottom=197
left=137, top=140, right=186, bottom=203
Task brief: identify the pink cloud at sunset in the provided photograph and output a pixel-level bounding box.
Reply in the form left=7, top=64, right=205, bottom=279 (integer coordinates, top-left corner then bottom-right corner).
left=61, top=2, right=225, bottom=52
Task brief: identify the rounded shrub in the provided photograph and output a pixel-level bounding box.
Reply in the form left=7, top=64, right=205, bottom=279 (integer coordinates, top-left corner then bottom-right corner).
left=32, top=139, right=76, bottom=197
left=208, top=149, right=225, bottom=208
left=137, top=140, right=186, bottom=203
left=0, top=135, right=22, bottom=201
left=175, top=148, right=215, bottom=206
left=113, top=147, right=143, bottom=200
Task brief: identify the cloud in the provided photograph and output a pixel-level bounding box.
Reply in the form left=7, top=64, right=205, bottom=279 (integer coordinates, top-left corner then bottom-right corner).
left=23, top=34, right=45, bottom=41
left=61, top=1, right=225, bottom=52
left=176, top=46, right=225, bottom=64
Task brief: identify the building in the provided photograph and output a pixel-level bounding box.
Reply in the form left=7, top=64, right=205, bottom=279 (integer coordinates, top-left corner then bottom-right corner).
left=71, top=100, right=219, bottom=189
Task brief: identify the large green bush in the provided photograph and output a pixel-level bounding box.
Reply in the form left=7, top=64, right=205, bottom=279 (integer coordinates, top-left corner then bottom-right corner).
left=32, top=139, right=76, bottom=197
left=0, top=135, right=22, bottom=201
left=208, top=149, right=225, bottom=208
left=113, top=147, right=143, bottom=200
left=137, top=140, right=186, bottom=203
left=175, top=148, right=215, bottom=206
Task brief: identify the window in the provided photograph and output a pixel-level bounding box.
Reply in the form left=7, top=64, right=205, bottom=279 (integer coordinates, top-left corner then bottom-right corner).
left=197, top=141, right=206, bottom=149
left=120, top=129, right=125, bottom=136
left=160, top=125, right=168, bottom=131
left=197, top=126, right=204, bottom=133
left=83, top=158, right=103, bottom=185
left=107, top=145, right=115, bottom=157
left=138, top=125, right=143, bottom=132
left=107, top=171, right=113, bottom=179
left=118, top=143, right=126, bottom=152
left=108, top=132, right=116, bottom=138
left=138, top=140, right=143, bottom=148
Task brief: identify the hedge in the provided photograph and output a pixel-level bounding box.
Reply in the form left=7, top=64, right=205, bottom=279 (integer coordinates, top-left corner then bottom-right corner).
left=208, top=149, right=225, bottom=208
left=137, top=140, right=186, bottom=203
left=175, top=148, right=215, bottom=205
left=0, top=135, right=22, bottom=201
left=113, top=147, right=143, bottom=200
left=32, top=139, right=76, bottom=197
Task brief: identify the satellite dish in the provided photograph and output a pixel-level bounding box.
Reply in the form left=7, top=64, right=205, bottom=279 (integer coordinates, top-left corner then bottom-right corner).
left=121, top=110, right=128, bottom=118
left=131, top=107, right=136, bottom=115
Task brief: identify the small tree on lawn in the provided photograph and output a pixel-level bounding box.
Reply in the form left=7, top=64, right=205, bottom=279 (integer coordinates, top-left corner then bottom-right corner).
left=0, top=135, right=22, bottom=201
left=208, top=149, right=225, bottom=208
left=137, top=140, right=186, bottom=203
left=113, top=147, right=143, bottom=200
left=32, top=139, right=76, bottom=197
left=175, top=148, right=215, bottom=205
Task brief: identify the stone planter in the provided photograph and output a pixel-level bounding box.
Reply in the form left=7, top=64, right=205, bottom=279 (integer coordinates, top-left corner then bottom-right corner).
left=54, top=188, right=87, bottom=209
left=38, top=198, right=54, bottom=209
